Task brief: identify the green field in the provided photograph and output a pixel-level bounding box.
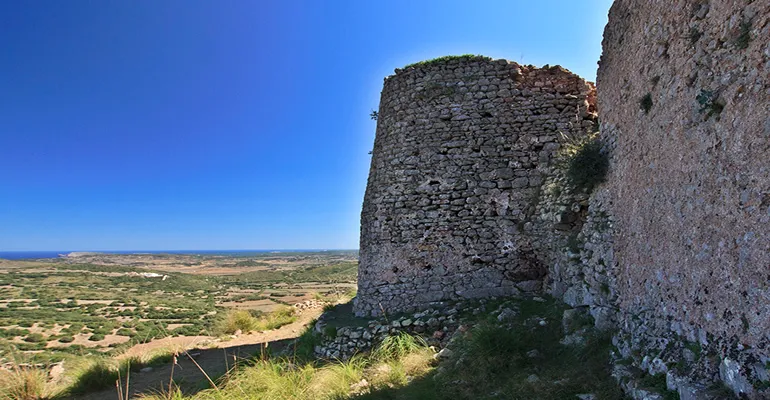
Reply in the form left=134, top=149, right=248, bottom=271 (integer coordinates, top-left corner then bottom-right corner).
left=0, top=252, right=358, bottom=366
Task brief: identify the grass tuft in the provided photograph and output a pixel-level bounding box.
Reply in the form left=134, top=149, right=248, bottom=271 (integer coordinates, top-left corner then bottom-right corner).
left=255, top=307, right=297, bottom=331
left=0, top=365, right=50, bottom=400
left=371, top=332, right=428, bottom=362
left=66, top=358, right=120, bottom=394
left=64, top=350, right=177, bottom=395
left=215, top=307, right=297, bottom=336
left=216, top=310, right=258, bottom=335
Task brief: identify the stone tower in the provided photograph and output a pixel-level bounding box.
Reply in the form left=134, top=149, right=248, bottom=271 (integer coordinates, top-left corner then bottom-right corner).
left=355, top=56, right=597, bottom=316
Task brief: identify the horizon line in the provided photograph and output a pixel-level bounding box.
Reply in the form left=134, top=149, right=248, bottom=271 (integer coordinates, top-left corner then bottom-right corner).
left=0, top=248, right=360, bottom=253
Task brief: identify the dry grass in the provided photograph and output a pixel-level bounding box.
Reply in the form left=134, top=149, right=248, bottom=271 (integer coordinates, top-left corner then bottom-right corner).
left=0, top=365, right=50, bottom=400
left=216, top=307, right=297, bottom=336
left=137, top=333, right=435, bottom=400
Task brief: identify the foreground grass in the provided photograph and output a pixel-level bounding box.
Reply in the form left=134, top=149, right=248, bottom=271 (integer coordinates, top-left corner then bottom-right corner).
left=0, top=305, right=306, bottom=399
left=63, top=349, right=177, bottom=396
left=0, top=365, right=50, bottom=400
left=356, top=299, right=623, bottom=400
left=139, top=333, right=436, bottom=400
left=0, top=297, right=624, bottom=400
left=138, top=298, right=624, bottom=400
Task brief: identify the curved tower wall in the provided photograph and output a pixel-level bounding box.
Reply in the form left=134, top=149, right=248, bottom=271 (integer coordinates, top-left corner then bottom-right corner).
left=355, top=56, right=596, bottom=316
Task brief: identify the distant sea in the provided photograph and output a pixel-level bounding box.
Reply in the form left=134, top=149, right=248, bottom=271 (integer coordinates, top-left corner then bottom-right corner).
left=0, top=249, right=351, bottom=261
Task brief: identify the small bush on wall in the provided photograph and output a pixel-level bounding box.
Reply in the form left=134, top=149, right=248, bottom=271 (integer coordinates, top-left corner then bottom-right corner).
left=640, top=93, right=653, bottom=114
left=564, top=136, right=609, bottom=192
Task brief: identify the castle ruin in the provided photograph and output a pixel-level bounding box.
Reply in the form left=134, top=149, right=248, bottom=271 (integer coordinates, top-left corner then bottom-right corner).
left=356, top=0, right=769, bottom=397
left=355, top=57, right=597, bottom=317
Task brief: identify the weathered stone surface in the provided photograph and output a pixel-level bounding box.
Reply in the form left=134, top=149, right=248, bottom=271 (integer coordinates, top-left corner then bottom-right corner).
left=355, top=56, right=596, bottom=316
left=579, top=0, right=770, bottom=397
left=719, top=358, right=754, bottom=397
left=600, top=0, right=770, bottom=349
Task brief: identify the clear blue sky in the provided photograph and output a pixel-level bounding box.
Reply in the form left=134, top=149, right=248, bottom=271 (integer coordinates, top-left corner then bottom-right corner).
left=0, top=1, right=612, bottom=251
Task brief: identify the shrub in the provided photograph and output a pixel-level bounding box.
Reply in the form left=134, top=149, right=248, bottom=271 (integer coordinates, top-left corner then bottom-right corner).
left=122, top=351, right=174, bottom=372
left=640, top=93, right=653, bottom=114
left=403, top=54, right=492, bottom=69
left=291, top=324, right=321, bottom=361
left=115, top=328, right=135, bottom=337
left=255, top=307, right=297, bottom=331
left=63, top=323, right=84, bottom=334
left=91, top=327, right=112, bottom=335
left=23, top=333, right=45, bottom=343
left=66, top=358, right=121, bottom=394
left=88, top=334, right=105, bottom=342
left=565, top=137, right=609, bottom=192
left=216, top=310, right=259, bottom=335
left=58, top=336, right=75, bottom=343
left=14, top=342, right=47, bottom=351
left=170, top=324, right=201, bottom=337
left=0, top=328, right=29, bottom=338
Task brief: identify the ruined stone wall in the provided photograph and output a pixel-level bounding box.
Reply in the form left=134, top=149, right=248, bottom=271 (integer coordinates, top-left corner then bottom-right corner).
left=355, top=56, right=596, bottom=316
left=593, top=0, right=770, bottom=396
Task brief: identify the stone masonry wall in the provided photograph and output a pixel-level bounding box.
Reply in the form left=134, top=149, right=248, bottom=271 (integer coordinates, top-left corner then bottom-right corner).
left=593, top=0, right=770, bottom=397
left=355, top=56, right=596, bottom=317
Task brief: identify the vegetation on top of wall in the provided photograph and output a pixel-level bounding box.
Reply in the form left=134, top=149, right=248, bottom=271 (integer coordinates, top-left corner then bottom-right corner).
left=563, top=135, right=609, bottom=193
left=402, top=54, right=492, bottom=69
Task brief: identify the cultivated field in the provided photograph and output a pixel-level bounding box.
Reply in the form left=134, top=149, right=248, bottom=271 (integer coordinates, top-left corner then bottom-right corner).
left=0, top=251, right=357, bottom=368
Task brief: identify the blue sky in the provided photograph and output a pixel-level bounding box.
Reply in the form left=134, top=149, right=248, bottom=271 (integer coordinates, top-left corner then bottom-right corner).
left=0, top=1, right=612, bottom=251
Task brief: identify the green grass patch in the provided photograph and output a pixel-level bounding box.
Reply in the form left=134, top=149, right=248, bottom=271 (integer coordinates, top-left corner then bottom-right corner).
left=402, top=55, right=492, bottom=69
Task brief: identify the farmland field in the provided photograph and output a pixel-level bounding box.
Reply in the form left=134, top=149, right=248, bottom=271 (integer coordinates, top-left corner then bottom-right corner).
left=0, top=251, right=357, bottom=367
